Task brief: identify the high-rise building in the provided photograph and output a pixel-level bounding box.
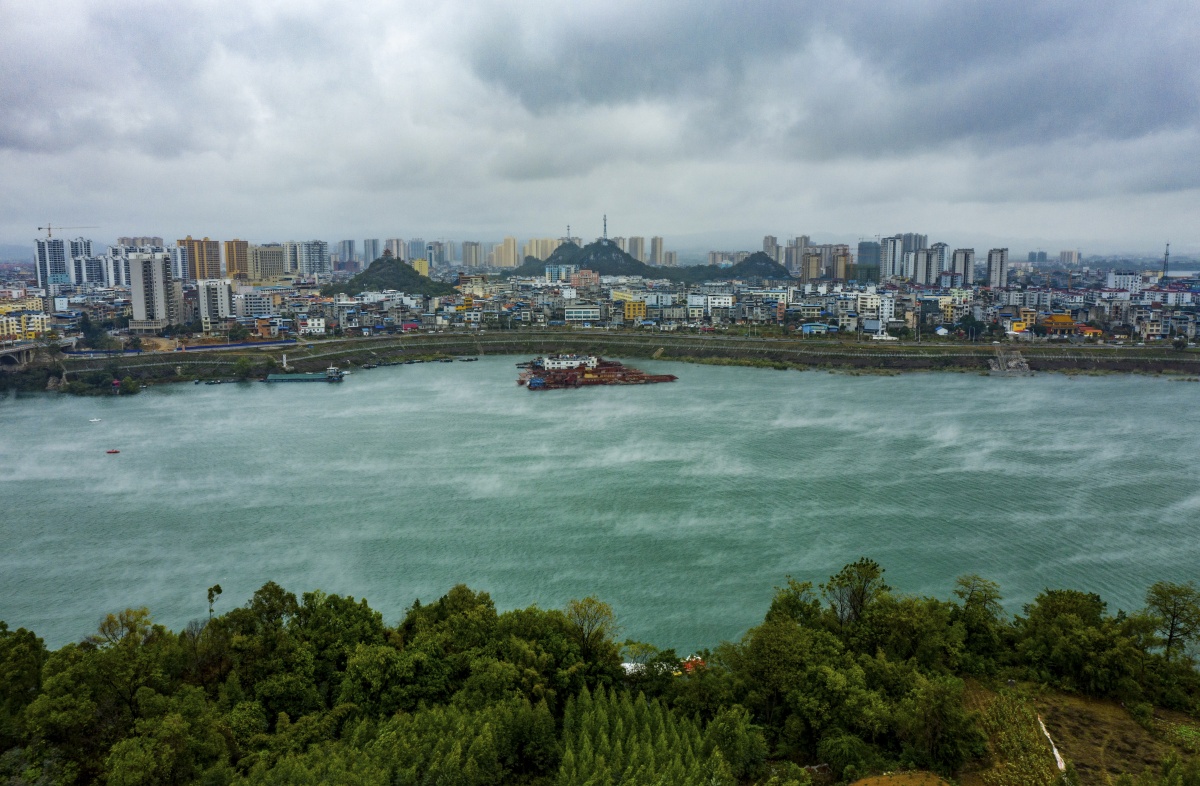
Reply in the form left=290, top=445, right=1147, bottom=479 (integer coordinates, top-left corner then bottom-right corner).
left=522, top=238, right=562, bottom=261
left=118, top=236, right=164, bottom=247
left=129, top=254, right=182, bottom=333
left=169, top=245, right=189, bottom=281
left=248, top=244, right=286, bottom=281
left=801, top=252, right=822, bottom=283
left=337, top=240, right=356, bottom=269
left=930, top=242, right=949, bottom=274
left=763, top=235, right=779, bottom=263
left=951, top=249, right=975, bottom=285
left=363, top=239, right=382, bottom=265
left=68, top=238, right=94, bottom=261
left=913, top=249, right=937, bottom=285
left=281, top=241, right=301, bottom=273
left=901, top=233, right=928, bottom=256
left=650, top=237, right=664, bottom=265
left=223, top=239, right=249, bottom=280
left=612, top=237, right=627, bottom=253
left=103, top=252, right=130, bottom=287
left=987, top=248, right=1009, bottom=288
left=1059, top=250, right=1080, bottom=266
left=462, top=241, right=483, bottom=268
left=880, top=236, right=904, bottom=279
left=179, top=236, right=221, bottom=280
left=34, top=239, right=68, bottom=289
left=627, top=237, right=645, bottom=263
left=663, top=251, right=678, bottom=267
left=197, top=279, right=233, bottom=332
left=495, top=237, right=520, bottom=268
left=297, top=241, right=330, bottom=276
left=406, top=239, right=425, bottom=262
left=833, top=250, right=851, bottom=280
left=385, top=238, right=405, bottom=260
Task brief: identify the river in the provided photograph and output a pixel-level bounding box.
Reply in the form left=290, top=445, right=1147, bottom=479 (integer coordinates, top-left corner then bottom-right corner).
left=1, top=357, right=1196, bottom=650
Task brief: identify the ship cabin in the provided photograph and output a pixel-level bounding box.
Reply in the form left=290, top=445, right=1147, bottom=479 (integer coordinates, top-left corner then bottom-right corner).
left=537, top=354, right=599, bottom=371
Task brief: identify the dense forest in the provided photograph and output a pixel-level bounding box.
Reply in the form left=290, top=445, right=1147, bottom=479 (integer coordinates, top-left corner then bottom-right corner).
left=2, top=560, right=1199, bottom=785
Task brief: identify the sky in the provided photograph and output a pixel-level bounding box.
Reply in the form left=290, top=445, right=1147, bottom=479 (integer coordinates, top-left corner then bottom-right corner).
left=2, top=0, right=1198, bottom=256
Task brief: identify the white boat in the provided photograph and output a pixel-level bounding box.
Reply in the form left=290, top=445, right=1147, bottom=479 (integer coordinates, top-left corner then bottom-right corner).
left=89, top=418, right=102, bottom=423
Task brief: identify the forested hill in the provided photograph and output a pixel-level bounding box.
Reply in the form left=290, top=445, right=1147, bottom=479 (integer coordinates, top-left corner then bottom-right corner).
left=3, top=561, right=1199, bottom=785
left=322, top=257, right=457, bottom=297
left=507, top=242, right=792, bottom=283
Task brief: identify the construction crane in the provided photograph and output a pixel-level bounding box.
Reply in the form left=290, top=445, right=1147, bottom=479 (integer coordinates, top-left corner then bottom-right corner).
left=37, top=223, right=98, bottom=239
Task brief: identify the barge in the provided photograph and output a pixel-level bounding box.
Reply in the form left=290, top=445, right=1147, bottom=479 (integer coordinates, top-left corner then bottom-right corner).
left=518, top=355, right=676, bottom=390
left=266, top=365, right=345, bottom=383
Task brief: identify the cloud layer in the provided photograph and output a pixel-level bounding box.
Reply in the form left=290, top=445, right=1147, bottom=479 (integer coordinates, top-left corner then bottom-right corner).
left=2, top=0, right=1197, bottom=253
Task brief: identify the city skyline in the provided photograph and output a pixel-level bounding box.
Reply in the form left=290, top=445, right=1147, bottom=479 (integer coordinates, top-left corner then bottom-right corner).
left=2, top=1, right=1198, bottom=254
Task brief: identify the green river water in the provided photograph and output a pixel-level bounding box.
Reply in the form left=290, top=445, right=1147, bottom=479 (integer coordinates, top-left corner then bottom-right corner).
left=2, top=357, right=1196, bottom=650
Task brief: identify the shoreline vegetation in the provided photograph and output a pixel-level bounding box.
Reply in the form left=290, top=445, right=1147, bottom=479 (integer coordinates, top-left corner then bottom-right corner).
left=3, top=560, right=1200, bottom=785
left=5, top=331, right=1200, bottom=394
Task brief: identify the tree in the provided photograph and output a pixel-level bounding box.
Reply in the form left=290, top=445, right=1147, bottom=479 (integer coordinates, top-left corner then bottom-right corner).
left=821, top=558, right=890, bottom=630
left=207, top=585, right=223, bottom=619
left=127, top=335, right=143, bottom=352
left=953, top=574, right=1006, bottom=667
left=1146, top=581, right=1200, bottom=662
left=228, top=323, right=251, bottom=341
left=233, top=356, right=253, bottom=379
left=565, top=597, right=618, bottom=666
left=119, top=375, right=141, bottom=395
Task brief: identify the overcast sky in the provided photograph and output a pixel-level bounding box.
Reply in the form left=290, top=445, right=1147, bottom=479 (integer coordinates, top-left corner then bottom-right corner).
left=2, top=0, right=1197, bottom=255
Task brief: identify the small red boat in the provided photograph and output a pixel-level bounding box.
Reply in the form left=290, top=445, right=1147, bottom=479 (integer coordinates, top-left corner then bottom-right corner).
left=106, top=449, right=120, bottom=454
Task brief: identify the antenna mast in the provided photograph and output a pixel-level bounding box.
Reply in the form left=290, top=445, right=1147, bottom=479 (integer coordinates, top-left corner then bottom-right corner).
left=1163, top=242, right=1170, bottom=282
left=603, top=214, right=608, bottom=240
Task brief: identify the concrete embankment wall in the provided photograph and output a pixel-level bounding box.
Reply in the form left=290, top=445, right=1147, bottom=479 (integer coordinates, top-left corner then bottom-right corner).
left=6, top=332, right=1200, bottom=390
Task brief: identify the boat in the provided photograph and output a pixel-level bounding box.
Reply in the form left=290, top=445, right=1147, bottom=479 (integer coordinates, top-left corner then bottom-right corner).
left=106, top=449, right=120, bottom=454
left=89, top=418, right=102, bottom=423
left=517, top=355, right=677, bottom=391
left=265, top=365, right=345, bottom=383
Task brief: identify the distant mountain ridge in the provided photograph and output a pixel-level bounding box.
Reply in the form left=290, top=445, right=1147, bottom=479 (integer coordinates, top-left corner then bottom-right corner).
left=506, top=240, right=792, bottom=283
left=323, top=257, right=456, bottom=297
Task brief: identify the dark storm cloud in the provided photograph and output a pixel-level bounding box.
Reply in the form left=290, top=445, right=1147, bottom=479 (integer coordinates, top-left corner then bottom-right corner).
left=0, top=0, right=1197, bottom=250
left=467, top=0, right=1200, bottom=160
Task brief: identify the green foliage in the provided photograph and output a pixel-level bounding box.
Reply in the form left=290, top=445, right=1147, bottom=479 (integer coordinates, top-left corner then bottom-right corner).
left=6, top=564, right=1200, bottom=786
left=0, top=621, right=46, bottom=749
left=119, top=375, right=141, bottom=394
left=557, top=685, right=734, bottom=785
left=1147, top=582, right=1200, bottom=663
left=979, top=693, right=1062, bottom=786
left=322, top=258, right=455, bottom=297
left=507, top=241, right=791, bottom=283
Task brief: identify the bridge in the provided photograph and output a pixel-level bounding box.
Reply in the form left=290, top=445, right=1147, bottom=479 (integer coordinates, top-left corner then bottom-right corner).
left=0, top=338, right=77, bottom=367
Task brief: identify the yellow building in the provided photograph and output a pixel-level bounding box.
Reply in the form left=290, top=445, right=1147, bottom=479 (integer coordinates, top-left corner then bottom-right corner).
left=495, top=237, right=520, bottom=268
left=610, top=289, right=637, bottom=303
left=224, top=239, right=249, bottom=280
left=179, top=236, right=221, bottom=280
left=410, top=258, right=430, bottom=277
left=0, top=297, right=46, bottom=315
left=624, top=300, right=647, bottom=322
left=801, top=252, right=822, bottom=283
left=1, top=312, right=50, bottom=339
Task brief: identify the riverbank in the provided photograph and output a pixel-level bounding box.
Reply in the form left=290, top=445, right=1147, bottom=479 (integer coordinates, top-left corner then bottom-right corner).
left=5, top=331, right=1200, bottom=392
